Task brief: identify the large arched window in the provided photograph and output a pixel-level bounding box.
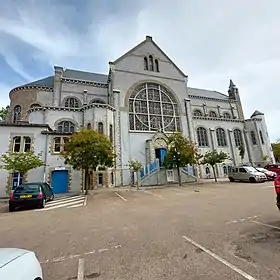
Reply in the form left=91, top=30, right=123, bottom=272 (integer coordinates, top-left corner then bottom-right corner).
left=64, top=97, right=79, bottom=108
left=196, top=127, right=209, bottom=147
left=193, top=109, right=202, bottom=117
left=13, top=105, right=21, bottom=123
left=129, top=83, right=180, bottom=132
left=57, top=121, right=75, bottom=133
left=233, top=129, right=243, bottom=146
left=216, top=128, right=227, bottom=146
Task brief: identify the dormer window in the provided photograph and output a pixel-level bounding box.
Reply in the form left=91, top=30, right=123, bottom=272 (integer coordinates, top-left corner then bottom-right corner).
left=144, top=55, right=159, bottom=72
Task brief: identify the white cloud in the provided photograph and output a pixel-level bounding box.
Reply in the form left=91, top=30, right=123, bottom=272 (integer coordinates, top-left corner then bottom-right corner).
left=1, top=0, right=280, bottom=140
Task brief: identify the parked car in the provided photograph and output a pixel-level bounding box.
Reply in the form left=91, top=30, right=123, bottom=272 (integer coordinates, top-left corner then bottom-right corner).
left=228, top=165, right=267, bottom=183
left=9, top=182, right=54, bottom=212
left=264, top=164, right=280, bottom=176
left=256, top=167, right=277, bottom=180
left=0, top=248, right=43, bottom=280
left=274, top=175, right=280, bottom=211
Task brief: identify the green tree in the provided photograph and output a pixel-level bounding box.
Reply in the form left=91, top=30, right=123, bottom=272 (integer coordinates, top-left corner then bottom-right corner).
left=127, top=159, right=142, bottom=190
left=1, top=150, right=45, bottom=193
left=238, top=144, right=245, bottom=163
left=62, top=129, right=115, bottom=194
left=272, top=142, right=280, bottom=162
left=0, top=105, right=10, bottom=121
left=201, top=150, right=228, bottom=182
left=163, top=132, right=198, bottom=186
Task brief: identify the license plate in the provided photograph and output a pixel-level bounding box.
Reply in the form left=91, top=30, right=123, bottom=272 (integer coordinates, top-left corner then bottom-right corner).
left=20, top=195, right=32, bottom=198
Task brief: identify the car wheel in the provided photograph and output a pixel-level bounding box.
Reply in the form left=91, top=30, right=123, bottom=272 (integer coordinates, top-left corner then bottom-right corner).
left=229, top=177, right=234, bottom=182
left=9, top=205, right=15, bottom=212
left=40, top=199, right=45, bottom=208
left=249, top=177, right=256, bottom=183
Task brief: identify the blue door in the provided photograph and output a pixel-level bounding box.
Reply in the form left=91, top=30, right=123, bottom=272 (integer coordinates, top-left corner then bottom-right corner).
left=159, top=148, right=167, bottom=166
left=51, top=170, right=68, bottom=194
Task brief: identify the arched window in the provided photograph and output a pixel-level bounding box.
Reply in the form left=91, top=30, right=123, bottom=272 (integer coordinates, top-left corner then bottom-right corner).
left=23, top=136, right=31, bottom=152
left=13, top=105, right=21, bottom=123
left=98, top=173, right=103, bottom=185
left=209, top=111, right=217, bottom=118
left=149, top=55, right=154, bottom=71
left=233, top=129, right=243, bottom=146
left=98, top=122, right=104, bottom=134
left=144, top=57, right=148, bottom=70
left=223, top=112, right=231, bottom=119
left=57, top=121, right=75, bottom=133
left=196, top=127, right=209, bottom=147
left=64, top=97, right=79, bottom=108
left=259, top=130, right=264, bottom=144
left=216, top=128, right=227, bottom=146
left=205, top=167, right=210, bottom=174
left=250, top=131, right=257, bottom=145
left=129, top=83, right=180, bottom=132
left=155, top=59, right=159, bottom=72
left=30, top=103, right=41, bottom=109
left=13, top=136, right=21, bottom=152
left=193, top=109, right=202, bottom=117
left=87, top=123, right=91, bottom=130
left=89, top=99, right=105, bottom=104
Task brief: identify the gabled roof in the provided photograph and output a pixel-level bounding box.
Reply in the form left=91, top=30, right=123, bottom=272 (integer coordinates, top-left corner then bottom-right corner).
left=251, top=110, right=264, bottom=118
left=63, top=69, right=108, bottom=84
left=23, top=76, right=54, bottom=88
left=187, top=87, right=229, bottom=100
left=113, top=35, right=187, bottom=78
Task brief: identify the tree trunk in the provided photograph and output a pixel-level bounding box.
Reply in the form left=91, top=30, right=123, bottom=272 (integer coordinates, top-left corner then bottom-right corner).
left=212, top=165, right=217, bottom=182
left=136, top=171, right=140, bottom=190
left=177, top=166, right=182, bottom=186
left=84, top=168, right=89, bottom=195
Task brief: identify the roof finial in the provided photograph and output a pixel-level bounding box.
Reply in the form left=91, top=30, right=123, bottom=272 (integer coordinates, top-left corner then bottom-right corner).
left=229, top=79, right=235, bottom=88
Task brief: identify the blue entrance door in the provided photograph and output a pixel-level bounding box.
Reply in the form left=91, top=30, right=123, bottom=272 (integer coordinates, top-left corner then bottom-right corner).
left=155, top=148, right=167, bottom=166
left=51, top=170, right=68, bottom=194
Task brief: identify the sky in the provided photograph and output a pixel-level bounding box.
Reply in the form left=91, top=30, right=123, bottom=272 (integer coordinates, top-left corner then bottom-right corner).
left=0, top=0, right=280, bottom=141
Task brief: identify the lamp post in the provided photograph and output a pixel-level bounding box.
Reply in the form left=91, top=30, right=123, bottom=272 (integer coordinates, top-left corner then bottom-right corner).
left=173, top=148, right=181, bottom=186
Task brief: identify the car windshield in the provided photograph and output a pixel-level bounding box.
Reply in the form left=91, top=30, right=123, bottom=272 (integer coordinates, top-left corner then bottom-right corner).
left=244, top=166, right=258, bottom=173
left=256, top=168, right=266, bottom=172
left=14, top=184, right=40, bottom=194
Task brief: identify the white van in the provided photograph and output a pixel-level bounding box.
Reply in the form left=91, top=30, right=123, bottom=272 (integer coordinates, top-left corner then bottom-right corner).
left=228, top=165, right=267, bottom=183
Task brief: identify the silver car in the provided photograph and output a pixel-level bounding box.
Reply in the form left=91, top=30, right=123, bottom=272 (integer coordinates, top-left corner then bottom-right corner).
left=228, top=165, right=267, bottom=183
left=0, top=248, right=43, bottom=280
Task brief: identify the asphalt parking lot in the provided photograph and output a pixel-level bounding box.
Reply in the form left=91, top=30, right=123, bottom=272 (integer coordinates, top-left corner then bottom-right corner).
left=0, top=180, right=279, bottom=279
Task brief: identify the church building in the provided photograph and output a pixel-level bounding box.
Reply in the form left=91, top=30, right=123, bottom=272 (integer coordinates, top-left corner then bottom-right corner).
left=0, top=35, right=274, bottom=197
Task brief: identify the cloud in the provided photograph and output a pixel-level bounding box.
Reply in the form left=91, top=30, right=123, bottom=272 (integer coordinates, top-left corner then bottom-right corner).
left=0, top=0, right=280, bottom=141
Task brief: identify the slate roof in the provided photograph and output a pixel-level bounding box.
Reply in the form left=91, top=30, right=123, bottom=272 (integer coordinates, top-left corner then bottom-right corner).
left=63, top=69, right=108, bottom=84
left=23, top=76, right=54, bottom=88
left=187, top=87, right=229, bottom=100
left=251, top=110, right=264, bottom=118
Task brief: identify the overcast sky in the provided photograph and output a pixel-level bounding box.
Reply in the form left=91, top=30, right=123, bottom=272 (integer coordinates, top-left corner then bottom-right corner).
left=0, top=0, right=280, bottom=141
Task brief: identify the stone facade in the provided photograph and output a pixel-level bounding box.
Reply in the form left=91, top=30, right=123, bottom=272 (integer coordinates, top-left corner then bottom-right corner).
left=0, top=35, right=274, bottom=197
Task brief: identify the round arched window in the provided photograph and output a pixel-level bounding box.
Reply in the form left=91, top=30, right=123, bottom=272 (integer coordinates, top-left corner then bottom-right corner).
left=128, top=83, right=180, bottom=132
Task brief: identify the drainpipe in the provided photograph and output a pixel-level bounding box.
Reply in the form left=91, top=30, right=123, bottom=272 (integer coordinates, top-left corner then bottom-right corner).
left=43, top=133, right=49, bottom=182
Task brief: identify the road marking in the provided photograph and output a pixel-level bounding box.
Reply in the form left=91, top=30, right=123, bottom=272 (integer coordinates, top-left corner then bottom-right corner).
left=143, top=190, right=164, bottom=199
left=83, top=196, right=87, bottom=206
left=77, top=258, right=84, bottom=280
left=0, top=204, right=7, bottom=209
left=251, top=220, right=280, bottom=230
left=114, top=192, right=127, bottom=201
left=225, top=216, right=258, bottom=225
left=68, top=203, right=84, bottom=208
left=171, top=188, right=189, bottom=194
left=46, top=196, right=84, bottom=206
left=182, top=236, right=257, bottom=280
left=40, top=244, right=121, bottom=264
left=262, top=185, right=274, bottom=189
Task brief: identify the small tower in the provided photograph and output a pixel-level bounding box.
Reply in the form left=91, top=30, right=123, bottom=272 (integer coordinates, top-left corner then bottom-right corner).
left=228, top=79, right=244, bottom=120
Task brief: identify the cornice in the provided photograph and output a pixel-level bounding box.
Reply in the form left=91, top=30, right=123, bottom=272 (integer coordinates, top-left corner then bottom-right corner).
left=61, top=78, right=108, bottom=88
left=27, top=103, right=116, bottom=114
left=188, top=95, right=237, bottom=103
left=192, top=116, right=244, bottom=123
left=9, top=85, right=53, bottom=97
